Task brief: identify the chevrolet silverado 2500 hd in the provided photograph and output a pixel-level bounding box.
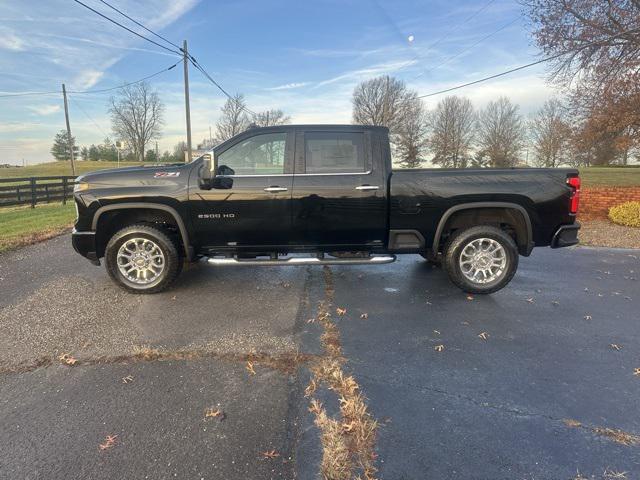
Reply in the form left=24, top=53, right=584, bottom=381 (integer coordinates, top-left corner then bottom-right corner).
left=72, top=125, right=580, bottom=294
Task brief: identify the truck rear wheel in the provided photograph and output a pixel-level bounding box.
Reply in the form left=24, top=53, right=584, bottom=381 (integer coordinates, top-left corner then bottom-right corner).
left=105, top=224, right=183, bottom=294
left=443, top=225, right=518, bottom=294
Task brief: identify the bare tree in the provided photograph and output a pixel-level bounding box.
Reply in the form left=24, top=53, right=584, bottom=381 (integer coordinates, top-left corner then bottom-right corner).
left=215, top=94, right=250, bottom=142
left=352, top=75, right=415, bottom=134
left=477, top=97, right=525, bottom=167
left=394, top=98, right=429, bottom=168
left=109, top=81, right=164, bottom=162
left=529, top=99, right=571, bottom=167
left=429, top=96, right=475, bottom=168
left=523, top=0, right=640, bottom=152
left=252, top=109, right=291, bottom=127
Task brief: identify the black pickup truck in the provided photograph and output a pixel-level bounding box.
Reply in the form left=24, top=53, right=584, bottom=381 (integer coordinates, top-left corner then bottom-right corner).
left=72, top=125, right=580, bottom=294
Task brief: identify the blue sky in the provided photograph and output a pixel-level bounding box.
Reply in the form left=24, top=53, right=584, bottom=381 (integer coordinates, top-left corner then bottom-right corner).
left=0, top=0, right=559, bottom=165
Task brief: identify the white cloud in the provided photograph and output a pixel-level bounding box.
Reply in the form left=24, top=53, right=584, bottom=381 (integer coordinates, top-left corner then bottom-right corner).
left=266, top=82, right=309, bottom=91
left=314, top=59, right=417, bottom=88
left=74, top=69, right=106, bottom=90
left=0, top=29, right=24, bottom=51
left=28, top=105, right=61, bottom=116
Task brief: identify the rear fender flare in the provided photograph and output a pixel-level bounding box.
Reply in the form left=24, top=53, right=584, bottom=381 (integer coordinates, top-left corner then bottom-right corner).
left=432, top=202, right=533, bottom=255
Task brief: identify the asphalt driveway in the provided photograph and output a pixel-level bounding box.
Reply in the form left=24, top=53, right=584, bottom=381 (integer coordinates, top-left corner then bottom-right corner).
left=0, top=235, right=638, bottom=479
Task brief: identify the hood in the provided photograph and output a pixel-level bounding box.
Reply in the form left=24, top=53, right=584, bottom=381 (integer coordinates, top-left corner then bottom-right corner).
left=76, top=163, right=185, bottom=184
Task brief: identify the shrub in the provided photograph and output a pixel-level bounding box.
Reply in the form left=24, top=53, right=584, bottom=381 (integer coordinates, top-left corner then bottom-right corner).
left=609, top=201, right=640, bottom=228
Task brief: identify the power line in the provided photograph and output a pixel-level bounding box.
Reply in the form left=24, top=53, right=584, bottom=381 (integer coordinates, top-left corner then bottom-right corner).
left=68, top=94, right=109, bottom=137
left=73, top=0, right=256, bottom=116
left=0, top=90, right=60, bottom=99
left=97, top=0, right=182, bottom=52
left=71, top=0, right=181, bottom=56
left=417, top=26, right=640, bottom=98
left=71, top=60, right=180, bottom=94
left=420, top=0, right=497, bottom=59
left=0, top=60, right=180, bottom=99
left=415, top=16, right=521, bottom=79
left=189, top=57, right=257, bottom=116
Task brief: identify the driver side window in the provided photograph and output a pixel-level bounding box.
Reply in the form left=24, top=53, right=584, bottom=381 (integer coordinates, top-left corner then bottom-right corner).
left=217, top=132, right=286, bottom=176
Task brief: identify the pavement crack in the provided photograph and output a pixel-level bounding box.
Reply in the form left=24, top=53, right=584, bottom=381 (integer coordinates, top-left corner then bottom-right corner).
left=356, top=372, right=640, bottom=447
left=0, top=347, right=320, bottom=375
left=305, top=266, right=379, bottom=480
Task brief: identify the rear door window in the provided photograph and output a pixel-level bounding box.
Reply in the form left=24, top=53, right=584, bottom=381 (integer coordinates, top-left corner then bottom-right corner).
left=304, top=132, right=366, bottom=174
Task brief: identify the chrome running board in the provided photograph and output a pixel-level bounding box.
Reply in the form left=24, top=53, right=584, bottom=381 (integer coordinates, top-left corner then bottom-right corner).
left=205, top=254, right=396, bottom=266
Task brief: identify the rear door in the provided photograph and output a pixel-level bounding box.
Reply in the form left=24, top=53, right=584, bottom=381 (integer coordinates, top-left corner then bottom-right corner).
left=290, top=128, right=387, bottom=249
left=190, top=129, right=294, bottom=249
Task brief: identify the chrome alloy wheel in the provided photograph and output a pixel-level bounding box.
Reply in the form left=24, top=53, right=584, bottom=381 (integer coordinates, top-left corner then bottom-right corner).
left=116, top=237, right=165, bottom=285
left=459, top=237, right=507, bottom=284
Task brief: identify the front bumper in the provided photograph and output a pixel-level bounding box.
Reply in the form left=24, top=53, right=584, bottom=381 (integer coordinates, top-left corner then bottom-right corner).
left=551, top=222, right=580, bottom=248
left=71, top=228, right=100, bottom=265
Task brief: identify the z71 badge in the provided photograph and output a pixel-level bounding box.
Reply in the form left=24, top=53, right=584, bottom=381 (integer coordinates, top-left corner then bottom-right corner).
left=154, top=171, right=180, bottom=178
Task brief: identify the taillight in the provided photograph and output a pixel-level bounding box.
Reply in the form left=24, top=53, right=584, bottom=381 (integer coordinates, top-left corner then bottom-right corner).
left=567, top=176, right=580, bottom=214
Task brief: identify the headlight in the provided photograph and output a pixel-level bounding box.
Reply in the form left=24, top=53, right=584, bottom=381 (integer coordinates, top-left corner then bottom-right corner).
left=74, top=182, right=90, bottom=192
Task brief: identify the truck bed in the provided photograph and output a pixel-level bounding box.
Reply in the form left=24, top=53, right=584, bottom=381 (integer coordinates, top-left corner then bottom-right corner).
left=389, top=167, right=578, bottom=250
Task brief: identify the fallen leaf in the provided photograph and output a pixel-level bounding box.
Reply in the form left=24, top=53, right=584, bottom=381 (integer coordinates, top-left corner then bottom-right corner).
left=610, top=344, right=622, bottom=351
left=584, top=315, right=592, bottom=321
left=171, top=295, right=177, bottom=300
left=526, top=297, right=535, bottom=304
left=434, top=344, right=445, bottom=352
left=246, top=361, right=256, bottom=376
left=551, top=300, right=560, bottom=306
left=477, top=332, right=489, bottom=340
left=634, top=368, right=640, bottom=376
left=433, top=330, right=441, bottom=335
left=205, top=408, right=226, bottom=421
left=466, top=295, right=474, bottom=301
left=603, top=468, right=628, bottom=479
left=336, top=307, right=347, bottom=316
left=306, top=318, right=315, bottom=324
left=261, top=449, right=280, bottom=459
left=304, top=379, right=317, bottom=398
left=282, top=282, right=291, bottom=288
left=122, top=375, right=134, bottom=384
left=563, top=419, right=582, bottom=428
left=360, top=313, right=368, bottom=319
left=99, top=434, right=118, bottom=451
left=58, top=353, right=77, bottom=366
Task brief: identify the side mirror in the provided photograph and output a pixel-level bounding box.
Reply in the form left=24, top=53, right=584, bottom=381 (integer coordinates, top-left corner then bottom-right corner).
left=199, top=153, right=214, bottom=190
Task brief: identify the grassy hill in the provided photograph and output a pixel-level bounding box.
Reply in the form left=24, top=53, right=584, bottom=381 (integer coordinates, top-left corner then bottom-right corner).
left=0, top=160, right=175, bottom=179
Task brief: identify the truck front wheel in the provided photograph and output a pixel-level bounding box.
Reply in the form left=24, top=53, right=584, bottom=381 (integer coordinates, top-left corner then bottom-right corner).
left=443, top=225, right=518, bottom=294
left=104, top=224, right=183, bottom=294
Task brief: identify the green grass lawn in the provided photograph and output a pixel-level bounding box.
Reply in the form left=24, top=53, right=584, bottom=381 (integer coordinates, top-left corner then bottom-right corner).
left=0, top=160, right=174, bottom=179
left=579, top=167, right=640, bottom=187
left=0, top=203, right=76, bottom=253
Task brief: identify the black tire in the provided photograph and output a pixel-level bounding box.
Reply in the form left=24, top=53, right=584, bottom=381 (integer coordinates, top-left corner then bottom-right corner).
left=105, top=224, right=183, bottom=294
left=443, top=225, right=518, bottom=294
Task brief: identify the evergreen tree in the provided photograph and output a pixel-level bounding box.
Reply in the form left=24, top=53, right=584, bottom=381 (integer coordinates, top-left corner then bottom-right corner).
left=51, top=130, right=78, bottom=161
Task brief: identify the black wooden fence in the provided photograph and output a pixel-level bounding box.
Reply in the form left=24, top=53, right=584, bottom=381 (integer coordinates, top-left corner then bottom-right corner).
left=0, top=176, right=77, bottom=208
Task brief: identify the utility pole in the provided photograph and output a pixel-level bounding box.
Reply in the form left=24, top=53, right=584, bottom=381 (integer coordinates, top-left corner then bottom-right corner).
left=62, top=83, right=76, bottom=175
left=182, top=40, right=193, bottom=163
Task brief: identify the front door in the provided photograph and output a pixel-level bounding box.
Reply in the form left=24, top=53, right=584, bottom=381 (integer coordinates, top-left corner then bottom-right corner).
left=190, top=129, right=294, bottom=250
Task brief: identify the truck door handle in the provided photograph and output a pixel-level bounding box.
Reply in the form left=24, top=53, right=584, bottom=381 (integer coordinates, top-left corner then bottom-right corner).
left=355, top=185, right=379, bottom=191
left=263, top=186, right=288, bottom=193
